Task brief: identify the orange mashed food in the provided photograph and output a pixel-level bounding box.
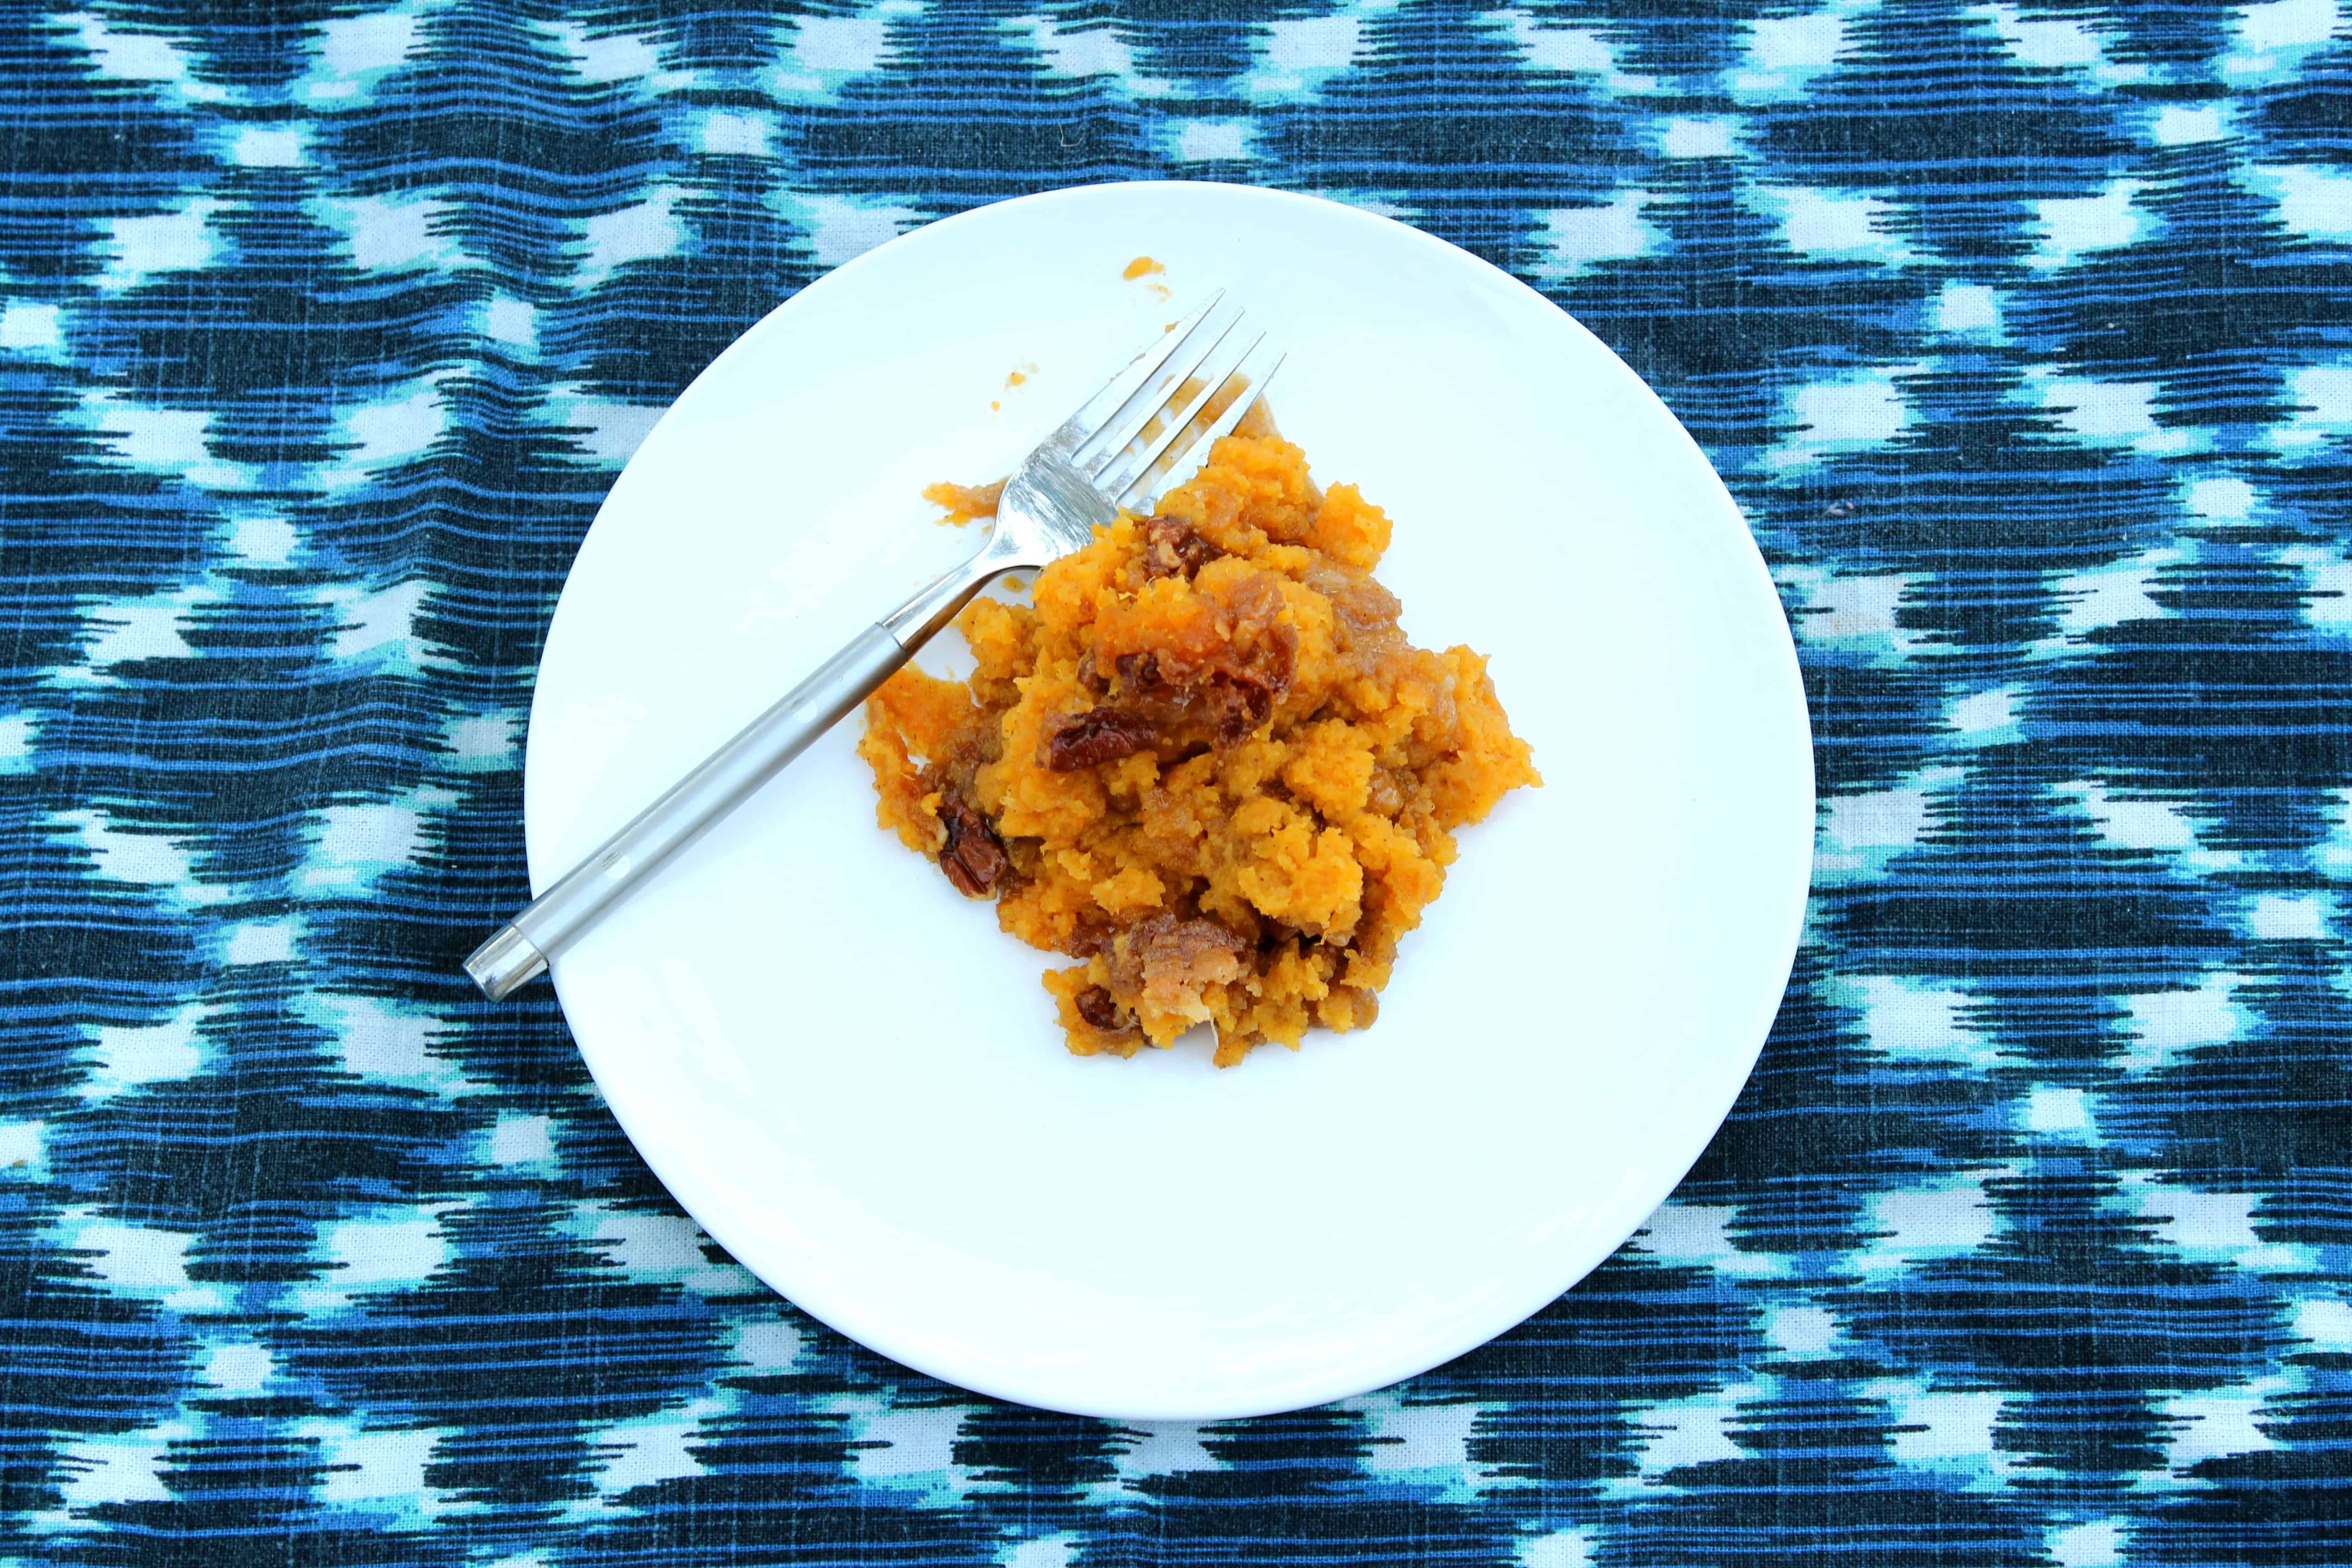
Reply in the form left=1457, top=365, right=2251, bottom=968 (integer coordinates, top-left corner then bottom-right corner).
left=921, top=478, right=1003, bottom=525
left=859, top=431, right=1539, bottom=1066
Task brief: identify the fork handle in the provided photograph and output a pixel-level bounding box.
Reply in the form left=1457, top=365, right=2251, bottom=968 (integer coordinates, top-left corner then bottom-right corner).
left=466, top=549, right=1010, bottom=1001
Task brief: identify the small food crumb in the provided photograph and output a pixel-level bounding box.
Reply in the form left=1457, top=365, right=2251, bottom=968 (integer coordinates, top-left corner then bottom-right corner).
left=990, top=400, right=1001, bottom=412
left=1122, top=255, right=1165, bottom=280
left=923, top=478, right=1004, bottom=526
left=1002, top=575, right=1028, bottom=591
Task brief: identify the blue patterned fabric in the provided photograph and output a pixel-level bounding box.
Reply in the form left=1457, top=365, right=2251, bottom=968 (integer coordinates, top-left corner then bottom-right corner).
left=5, top=1, right=2349, bottom=1562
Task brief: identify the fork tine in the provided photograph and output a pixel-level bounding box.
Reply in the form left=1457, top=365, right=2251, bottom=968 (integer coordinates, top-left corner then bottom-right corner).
left=1076, top=306, right=1245, bottom=478
left=1115, top=347, right=1282, bottom=510
left=1047, top=291, right=1225, bottom=449
left=1097, top=333, right=1272, bottom=503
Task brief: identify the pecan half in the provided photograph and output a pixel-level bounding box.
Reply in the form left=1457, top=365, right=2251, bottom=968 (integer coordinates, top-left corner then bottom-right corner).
left=938, top=795, right=1008, bottom=897
left=1044, top=707, right=1159, bottom=771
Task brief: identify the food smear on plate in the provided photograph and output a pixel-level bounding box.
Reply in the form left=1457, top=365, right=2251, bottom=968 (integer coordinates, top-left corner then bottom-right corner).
left=922, top=478, right=1002, bottom=525
left=1122, top=255, right=1172, bottom=299
left=860, top=428, right=1540, bottom=1067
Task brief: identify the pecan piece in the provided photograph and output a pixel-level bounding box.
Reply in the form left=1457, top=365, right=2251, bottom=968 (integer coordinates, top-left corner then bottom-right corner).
left=1064, top=921, right=1114, bottom=959
left=1044, top=707, right=1159, bottom=771
left=1073, top=985, right=1132, bottom=1032
left=938, top=795, right=1008, bottom=897
left=1107, top=622, right=1294, bottom=749
left=1107, top=913, right=1248, bottom=1021
left=1138, top=515, right=1222, bottom=581
left=1209, top=669, right=1279, bottom=745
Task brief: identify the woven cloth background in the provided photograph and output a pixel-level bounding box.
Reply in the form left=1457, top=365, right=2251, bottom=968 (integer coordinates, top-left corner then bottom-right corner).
left=5, top=2, right=2350, bottom=1563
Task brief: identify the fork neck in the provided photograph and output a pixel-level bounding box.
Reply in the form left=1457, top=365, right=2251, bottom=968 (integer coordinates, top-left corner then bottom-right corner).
left=879, top=527, right=1037, bottom=649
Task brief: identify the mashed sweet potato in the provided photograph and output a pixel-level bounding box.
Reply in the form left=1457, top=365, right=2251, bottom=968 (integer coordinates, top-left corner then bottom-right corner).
left=858, top=431, right=1539, bottom=1066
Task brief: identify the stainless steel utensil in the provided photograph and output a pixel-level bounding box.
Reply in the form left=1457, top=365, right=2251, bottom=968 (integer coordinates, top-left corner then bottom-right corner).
left=466, top=296, right=1283, bottom=1000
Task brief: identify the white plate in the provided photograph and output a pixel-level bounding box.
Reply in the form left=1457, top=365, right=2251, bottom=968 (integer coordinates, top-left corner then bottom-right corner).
left=525, top=181, right=1814, bottom=1421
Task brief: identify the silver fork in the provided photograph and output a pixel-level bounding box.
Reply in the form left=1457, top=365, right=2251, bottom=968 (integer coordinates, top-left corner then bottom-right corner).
left=466, top=295, right=1283, bottom=1000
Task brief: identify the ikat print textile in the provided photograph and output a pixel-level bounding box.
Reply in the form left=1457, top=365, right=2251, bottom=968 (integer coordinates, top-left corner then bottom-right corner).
left=4, top=1, right=2350, bottom=1563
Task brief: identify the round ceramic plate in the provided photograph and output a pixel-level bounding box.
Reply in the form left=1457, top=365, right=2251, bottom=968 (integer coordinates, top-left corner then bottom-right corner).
left=525, top=181, right=1813, bottom=1421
